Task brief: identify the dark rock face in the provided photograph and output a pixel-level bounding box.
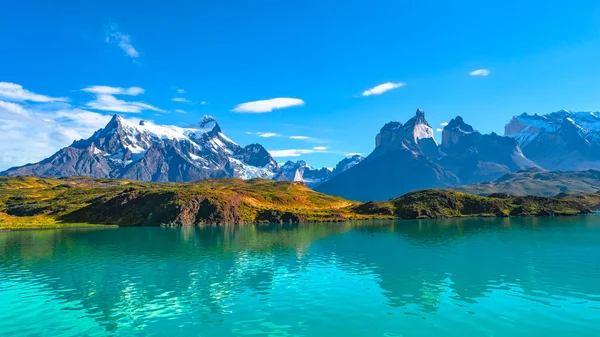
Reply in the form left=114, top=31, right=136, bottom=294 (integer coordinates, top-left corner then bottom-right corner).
left=1, top=115, right=279, bottom=182
left=255, top=210, right=307, bottom=224
left=61, top=189, right=243, bottom=226
left=234, top=144, right=277, bottom=170
left=440, top=116, right=539, bottom=183
left=505, top=110, right=600, bottom=170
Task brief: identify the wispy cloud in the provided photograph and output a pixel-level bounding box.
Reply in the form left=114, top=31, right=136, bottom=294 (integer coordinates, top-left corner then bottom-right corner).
left=172, top=97, right=191, bottom=103
left=469, top=69, right=490, bottom=76
left=362, top=82, right=405, bottom=96
left=232, top=98, right=304, bottom=113
left=290, top=135, right=311, bottom=140
left=0, top=100, right=120, bottom=170
left=0, top=82, right=67, bottom=102
left=176, top=89, right=185, bottom=94
left=440, top=122, right=448, bottom=126
left=258, top=132, right=279, bottom=138
left=436, top=128, right=443, bottom=132
left=345, top=152, right=362, bottom=156
left=82, top=86, right=144, bottom=96
left=106, top=24, right=140, bottom=58
left=268, top=147, right=327, bottom=157
left=247, top=131, right=282, bottom=138
left=82, top=85, right=162, bottom=114
left=86, top=94, right=163, bottom=113
left=0, top=100, right=29, bottom=116
left=174, top=109, right=187, bottom=114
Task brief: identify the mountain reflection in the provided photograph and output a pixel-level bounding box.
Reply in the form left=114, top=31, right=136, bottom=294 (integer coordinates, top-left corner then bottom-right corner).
left=1, top=217, right=599, bottom=331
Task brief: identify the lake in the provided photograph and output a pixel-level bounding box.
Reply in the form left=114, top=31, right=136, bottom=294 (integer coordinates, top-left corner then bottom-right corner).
left=1, top=217, right=599, bottom=336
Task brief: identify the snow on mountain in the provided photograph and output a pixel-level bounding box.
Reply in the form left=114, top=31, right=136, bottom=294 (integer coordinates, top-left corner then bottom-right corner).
left=1, top=115, right=278, bottom=181
left=505, top=110, right=600, bottom=170
left=274, top=160, right=331, bottom=187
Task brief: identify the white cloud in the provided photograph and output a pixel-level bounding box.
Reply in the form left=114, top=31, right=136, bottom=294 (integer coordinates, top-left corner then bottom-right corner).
left=174, top=109, right=187, bottom=114
left=269, top=146, right=328, bottom=158
left=269, top=149, right=316, bottom=157
left=0, top=82, right=67, bottom=102
left=441, top=122, right=448, bottom=126
left=0, top=102, right=120, bottom=170
left=345, top=152, right=362, bottom=156
left=436, top=128, right=443, bottom=132
left=247, top=131, right=282, bottom=138
left=86, top=94, right=163, bottom=113
left=258, top=132, right=279, bottom=138
left=172, top=97, right=191, bottom=103
left=82, top=86, right=144, bottom=96
left=362, top=82, right=405, bottom=96
left=106, top=24, right=140, bottom=58
left=232, top=98, right=304, bottom=113
left=290, top=135, right=311, bottom=140
left=82, top=85, right=162, bottom=114
left=176, top=89, right=185, bottom=94
left=200, top=101, right=207, bottom=105
left=469, top=69, right=490, bottom=76
left=0, top=100, right=29, bottom=116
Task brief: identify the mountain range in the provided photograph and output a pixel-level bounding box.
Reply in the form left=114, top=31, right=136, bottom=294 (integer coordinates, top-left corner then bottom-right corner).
left=505, top=110, right=600, bottom=170
left=0, top=115, right=362, bottom=186
left=4, top=109, right=600, bottom=201
left=315, top=109, right=537, bottom=200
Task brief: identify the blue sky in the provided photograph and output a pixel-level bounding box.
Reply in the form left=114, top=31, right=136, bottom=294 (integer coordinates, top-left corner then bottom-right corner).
left=1, top=0, right=600, bottom=170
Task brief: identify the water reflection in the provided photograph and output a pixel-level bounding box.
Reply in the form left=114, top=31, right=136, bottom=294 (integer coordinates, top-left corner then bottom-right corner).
left=1, top=217, right=599, bottom=336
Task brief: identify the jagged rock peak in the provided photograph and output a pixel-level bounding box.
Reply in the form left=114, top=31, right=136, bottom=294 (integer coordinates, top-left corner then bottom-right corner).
left=194, top=115, right=220, bottom=133
left=415, top=108, right=426, bottom=123
left=104, top=114, right=126, bottom=129
left=445, top=116, right=474, bottom=133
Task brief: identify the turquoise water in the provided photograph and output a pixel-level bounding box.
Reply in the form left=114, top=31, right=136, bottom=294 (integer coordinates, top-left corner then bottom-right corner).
left=1, top=217, right=599, bottom=336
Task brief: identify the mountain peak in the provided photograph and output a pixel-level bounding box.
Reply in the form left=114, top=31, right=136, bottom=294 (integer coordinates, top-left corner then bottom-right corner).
left=199, top=115, right=216, bottom=126
left=414, top=108, right=427, bottom=124
left=195, top=115, right=220, bottom=133
left=445, top=116, right=474, bottom=133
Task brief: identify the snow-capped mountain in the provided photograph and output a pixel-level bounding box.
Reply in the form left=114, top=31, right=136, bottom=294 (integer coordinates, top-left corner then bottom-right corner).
left=275, top=160, right=332, bottom=187
left=330, top=154, right=363, bottom=178
left=505, top=110, right=600, bottom=170
left=1, top=115, right=279, bottom=181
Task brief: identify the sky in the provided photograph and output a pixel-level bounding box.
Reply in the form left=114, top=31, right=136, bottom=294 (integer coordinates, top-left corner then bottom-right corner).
left=1, top=0, right=600, bottom=171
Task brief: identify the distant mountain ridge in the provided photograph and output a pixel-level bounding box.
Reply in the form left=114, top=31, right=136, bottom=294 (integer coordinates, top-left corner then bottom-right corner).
left=454, top=168, right=600, bottom=196
left=0, top=115, right=357, bottom=183
left=505, top=110, right=600, bottom=170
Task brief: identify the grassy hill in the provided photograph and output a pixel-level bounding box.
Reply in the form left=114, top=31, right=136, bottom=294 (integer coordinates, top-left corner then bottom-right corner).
left=0, top=176, right=592, bottom=230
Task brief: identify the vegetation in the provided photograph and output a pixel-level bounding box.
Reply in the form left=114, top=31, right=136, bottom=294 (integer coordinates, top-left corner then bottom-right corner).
left=0, top=176, right=593, bottom=230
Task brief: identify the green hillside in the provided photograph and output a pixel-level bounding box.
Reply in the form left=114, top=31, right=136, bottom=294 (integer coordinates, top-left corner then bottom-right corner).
left=0, top=176, right=592, bottom=230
